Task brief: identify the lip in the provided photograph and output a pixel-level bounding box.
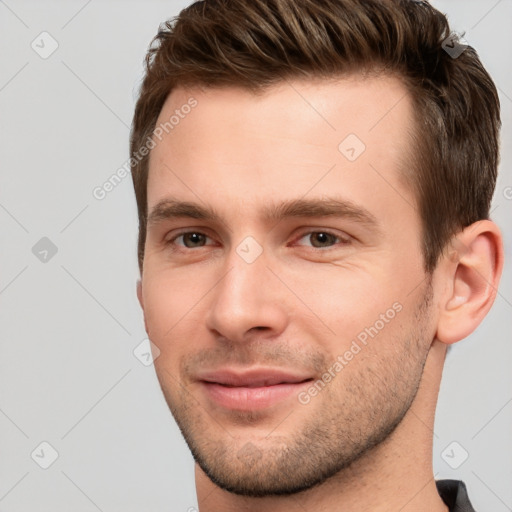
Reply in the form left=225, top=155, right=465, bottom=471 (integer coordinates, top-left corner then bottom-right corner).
left=196, top=368, right=314, bottom=411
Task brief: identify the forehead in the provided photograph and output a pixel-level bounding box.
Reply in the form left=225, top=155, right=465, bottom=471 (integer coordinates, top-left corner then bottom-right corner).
left=146, top=75, right=417, bottom=221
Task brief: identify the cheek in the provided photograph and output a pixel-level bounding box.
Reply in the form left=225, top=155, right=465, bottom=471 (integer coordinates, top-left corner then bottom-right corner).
left=320, top=296, right=390, bottom=352
left=285, top=264, right=394, bottom=329
left=142, top=271, right=200, bottom=341
left=287, top=266, right=416, bottom=366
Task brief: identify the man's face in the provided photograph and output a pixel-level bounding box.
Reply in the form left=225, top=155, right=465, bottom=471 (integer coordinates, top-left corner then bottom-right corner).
left=138, top=75, right=437, bottom=496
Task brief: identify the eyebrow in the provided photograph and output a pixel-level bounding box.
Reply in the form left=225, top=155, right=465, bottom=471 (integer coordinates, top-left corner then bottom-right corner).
left=147, top=197, right=380, bottom=232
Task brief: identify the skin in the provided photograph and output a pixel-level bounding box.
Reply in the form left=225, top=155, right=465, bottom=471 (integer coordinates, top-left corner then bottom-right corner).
left=137, top=75, right=503, bottom=512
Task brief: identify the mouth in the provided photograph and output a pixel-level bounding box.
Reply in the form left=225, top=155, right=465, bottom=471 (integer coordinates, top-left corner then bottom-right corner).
left=196, top=368, right=314, bottom=411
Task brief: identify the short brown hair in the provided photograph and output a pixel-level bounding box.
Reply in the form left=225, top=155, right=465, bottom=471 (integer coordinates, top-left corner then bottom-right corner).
left=130, top=0, right=500, bottom=274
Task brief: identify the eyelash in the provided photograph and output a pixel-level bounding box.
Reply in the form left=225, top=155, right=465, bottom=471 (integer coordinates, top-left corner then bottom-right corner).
left=165, top=229, right=351, bottom=251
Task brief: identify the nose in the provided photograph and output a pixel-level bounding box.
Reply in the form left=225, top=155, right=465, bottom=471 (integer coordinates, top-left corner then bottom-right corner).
left=205, top=245, right=289, bottom=344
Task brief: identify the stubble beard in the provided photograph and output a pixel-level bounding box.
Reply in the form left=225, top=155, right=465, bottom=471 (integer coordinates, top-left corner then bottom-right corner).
left=155, top=284, right=434, bottom=497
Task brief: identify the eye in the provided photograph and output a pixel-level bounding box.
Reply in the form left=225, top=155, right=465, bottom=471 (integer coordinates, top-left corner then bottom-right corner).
left=168, top=231, right=212, bottom=249
left=295, top=231, right=350, bottom=249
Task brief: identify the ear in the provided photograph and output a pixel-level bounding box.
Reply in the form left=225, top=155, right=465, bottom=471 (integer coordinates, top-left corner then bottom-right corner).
left=436, top=220, right=504, bottom=345
left=136, top=279, right=149, bottom=334
left=136, top=279, right=144, bottom=309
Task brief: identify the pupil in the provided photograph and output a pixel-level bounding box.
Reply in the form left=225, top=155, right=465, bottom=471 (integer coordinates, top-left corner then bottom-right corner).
left=312, top=232, right=333, bottom=247
left=186, top=233, right=204, bottom=247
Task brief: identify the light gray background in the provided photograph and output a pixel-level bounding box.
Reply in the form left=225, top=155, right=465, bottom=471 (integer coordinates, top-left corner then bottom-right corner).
left=0, top=1, right=510, bottom=511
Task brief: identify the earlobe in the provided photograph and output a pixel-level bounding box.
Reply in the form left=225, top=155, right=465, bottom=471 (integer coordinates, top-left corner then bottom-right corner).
left=436, top=220, right=503, bottom=345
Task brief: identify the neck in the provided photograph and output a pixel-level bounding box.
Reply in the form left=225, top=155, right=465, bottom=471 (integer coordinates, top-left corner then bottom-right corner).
left=195, top=339, right=449, bottom=512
